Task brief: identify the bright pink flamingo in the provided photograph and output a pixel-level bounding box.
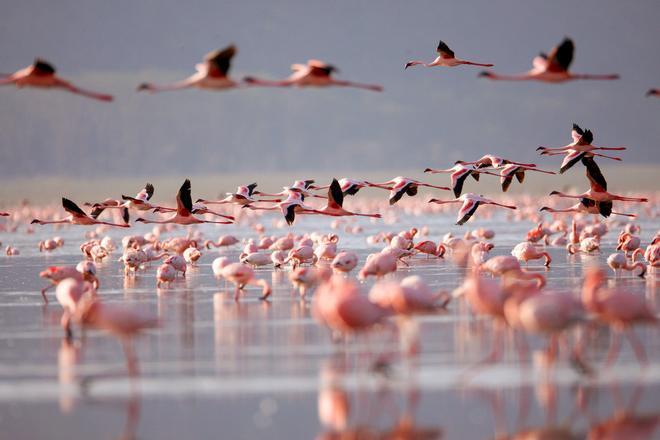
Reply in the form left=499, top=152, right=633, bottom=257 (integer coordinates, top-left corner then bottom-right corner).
left=244, top=59, right=383, bottom=92
left=196, top=183, right=278, bottom=206
left=549, top=185, right=648, bottom=215
left=31, top=198, right=130, bottom=228
left=1, top=58, right=113, bottom=101
left=368, top=176, right=450, bottom=205
left=413, top=240, right=446, bottom=258
left=632, top=241, right=660, bottom=267
left=429, top=193, right=517, bottom=225
left=56, top=278, right=97, bottom=340
left=479, top=38, right=619, bottom=83
left=405, top=40, right=493, bottom=69
left=135, top=179, right=233, bottom=225
left=138, top=45, right=240, bottom=92
left=540, top=199, right=638, bottom=218
left=313, top=179, right=381, bottom=218
left=581, top=268, right=657, bottom=366
left=607, top=253, right=646, bottom=278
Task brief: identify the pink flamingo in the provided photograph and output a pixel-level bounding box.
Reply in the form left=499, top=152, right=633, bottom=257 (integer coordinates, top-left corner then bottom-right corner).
left=405, top=40, right=493, bottom=69
left=86, top=182, right=155, bottom=219
left=581, top=268, right=657, bottom=366
left=455, top=154, right=537, bottom=169
left=424, top=164, right=483, bottom=198
left=331, top=251, right=359, bottom=273
left=244, top=191, right=325, bottom=225
left=480, top=256, right=546, bottom=288
left=156, top=263, right=177, bottom=288
left=213, top=259, right=271, bottom=301
left=549, top=185, right=648, bottom=220
left=511, top=242, right=552, bottom=267
left=413, top=240, right=446, bottom=258
left=31, top=198, right=130, bottom=228
left=369, top=276, right=450, bottom=314
left=429, top=193, right=517, bottom=225
left=135, top=179, right=233, bottom=225
left=478, top=164, right=556, bottom=192
left=368, top=176, right=450, bottom=205
left=540, top=199, right=638, bottom=218
left=244, top=59, right=383, bottom=92
left=138, top=45, right=240, bottom=93
left=607, top=253, right=646, bottom=278
left=0, top=58, right=113, bottom=101
left=358, top=252, right=398, bottom=280
left=313, top=179, right=381, bottom=219
left=479, top=38, right=619, bottom=83
left=39, top=265, right=99, bottom=303
left=56, top=278, right=97, bottom=340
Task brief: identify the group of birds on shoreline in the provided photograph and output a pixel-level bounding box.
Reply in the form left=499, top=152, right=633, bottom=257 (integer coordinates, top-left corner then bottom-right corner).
left=3, top=37, right=660, bottom=101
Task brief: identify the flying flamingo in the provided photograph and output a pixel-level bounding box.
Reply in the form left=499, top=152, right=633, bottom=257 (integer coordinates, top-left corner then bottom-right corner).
left=0, top=58, right=113, bottom=101
left=479, top=38, right=619, bottom=83
left=312, top=179, right=381, bottom=219
left=538, top=124, right=626, bottom=163
left=429, top=193, right=517, bottom=225
left=312, top=178, right=373, bottom=197
left=549, top=185, right=647, bottom=219
left=244, top=59, right=383, bottom=92
left=196, top=183, right=270, bottom=206
left=455, top=154, right=536, bottom=170
left=581, top=268, right=657, bottom=366
left=368, top=176, right=450, bottom=205
left=478, top=164, right=556, bottom=192
left=540, top=199, right=637, bottom=218
left=138, top=45, right=241, bottom=93
left=424, top=164, right=482, bottom=198
left=646, top=89, right=659, bottom=98
left=31, top=198, right=130, bottom=228
left=135, top=180, right=233, bottom=225
left=244, top=191, right=325, bottom=225
left=85, top=182, right=155, bottom=219
left=404, top=40, right=493, bottom=69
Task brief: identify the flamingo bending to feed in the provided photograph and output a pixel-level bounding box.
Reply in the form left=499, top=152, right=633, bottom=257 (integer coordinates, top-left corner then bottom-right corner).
left=138, top=45, right=241, bottom=93
left=213, top=259, right=271, bottom=300
left=479, top=38, right=619, bottom=83
left=135, top=179, right=233, bottom=225
left=424, top=164, right=482, bottom=198
left=607, top=253, right=646, bottom=278
left=72, top=296, right=159, bottom=377
left=405, top=40, right=493, bottom=69
left=39, top=265, right=99, bottom=303
left=511, top=242, right=552, bottom=267
left=0, top=58, right=113, bottom=101
left=632, top=241, right=660, bottom=267
left=479, top=256, right=546, bottom=288
left=369, top=276, right=450, bottom=314
left=581, top=268, right=657, bottom=366
left=429, top=193, right=516, bottom=225
left=368, top=176, right=450, bottom=205
left=31, top=198, right=130, bottom=228
left=86, top=182, right=155, bottom=219
left=244, top=59, right=383, bottom=92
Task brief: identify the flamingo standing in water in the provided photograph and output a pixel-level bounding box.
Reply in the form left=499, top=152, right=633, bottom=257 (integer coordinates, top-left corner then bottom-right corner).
left=429, top=193, right=517, bottom=225
left=0, top=58, right=113, bottom=101
left=138, top=45, right=241, bottom=93
left=404, top=40, right=493, bottom=69
left=135, top=179, right=233, bottom=225
left=244, top=59, right=383, bottom=92
left=479, top=38, right=619, bottom=83
left=424, top=164, right=482, bottom=198
left=368, top=177, right=450, bottom=205
left=31, top=198, right=129, bottom=228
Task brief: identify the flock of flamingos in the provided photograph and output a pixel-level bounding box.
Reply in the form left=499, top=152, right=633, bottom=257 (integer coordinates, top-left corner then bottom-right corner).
left=1, top=37, right=659, bottom=403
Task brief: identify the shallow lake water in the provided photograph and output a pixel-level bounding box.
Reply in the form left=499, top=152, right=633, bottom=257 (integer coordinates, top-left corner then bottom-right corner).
left=0, top=211, right=658, bottom=439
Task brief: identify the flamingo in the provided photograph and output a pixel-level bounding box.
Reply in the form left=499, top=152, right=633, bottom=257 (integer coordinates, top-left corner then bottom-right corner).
left=31, top=198, right=130, bottom=228
left=537, top=123, right=626, bottom=166
left=135, top=179, right=233, bottom=225
left=549, top=185, right=647, bottom=219
left=86, top=182, right=155, bottom=219
left=0, top=58, right=113, bottom=101
left=404, top=40, right=493, bottom=69
left=455, top=154, right=536, bottom=169
left=479, top=38, right=619, bottom=83
left=646, top=89, right=659, bottom=98
left=312, top=179, right=381, bottom=219
left=479, top=164, right=556, bottom=192
left=479, top=256, right=546, bottom=288
left=369, top=276, right=450, bottom=314
left=581, top=268, right=657, bottom=366
left=331, top=251, right=359, bottom=273
left=539, top=198, right=637, bottom=218
left=196, top=183, right=276, bottom=206
left=607, top=253, right=646, bottom=278
left=424, top=164, right=482, bottom=198
left=312, top=178, right=373, bottom=197
left=511, top=242, right=551, bottom=267
left=632, top=241, right=660, bottom=268
left=244, top=191, right=325, bottom=225
left=39, top=265, right=99, bottom=303
left=156, top=263, right=177, bottom=288
left=368, top=176, right=450, bottom=205
left=212, top=259, right=271, bottom=300
left=138, top=45, right=241, bottom=93
left=429, top=193, right=517, bottom=225
left=244, top=59, right=383, bottom=92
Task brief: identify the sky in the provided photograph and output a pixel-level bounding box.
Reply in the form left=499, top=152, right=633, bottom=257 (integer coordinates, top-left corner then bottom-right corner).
left=1, top=0, right=659, bottom=180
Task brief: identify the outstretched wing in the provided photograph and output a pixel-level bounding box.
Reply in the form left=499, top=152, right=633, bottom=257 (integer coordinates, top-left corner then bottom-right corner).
left=328, top=179, right=344, bottom=209
left=62, top=198, right=87, bottom=218
left=582, top=156, right=607, bottom=191
left=546, top=38, right=574, bottom=72
left=176, top=179, right=194, bottom=216
left=597, top=200, right=612, bottom=218
left=33, top=58, right=56, bottom=75
left=457, top=199, right=479, bottom=225
left=436, top=40, right=455, bottom=59
left=136, top=182, right=154, bottom=201
left=204, top=45, right=236, bottom=77
left=246, top=182, right=258, bottom=196
left=284, top=204, right=296, bottom=225
left=560, top=150, right=585, bottom=174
